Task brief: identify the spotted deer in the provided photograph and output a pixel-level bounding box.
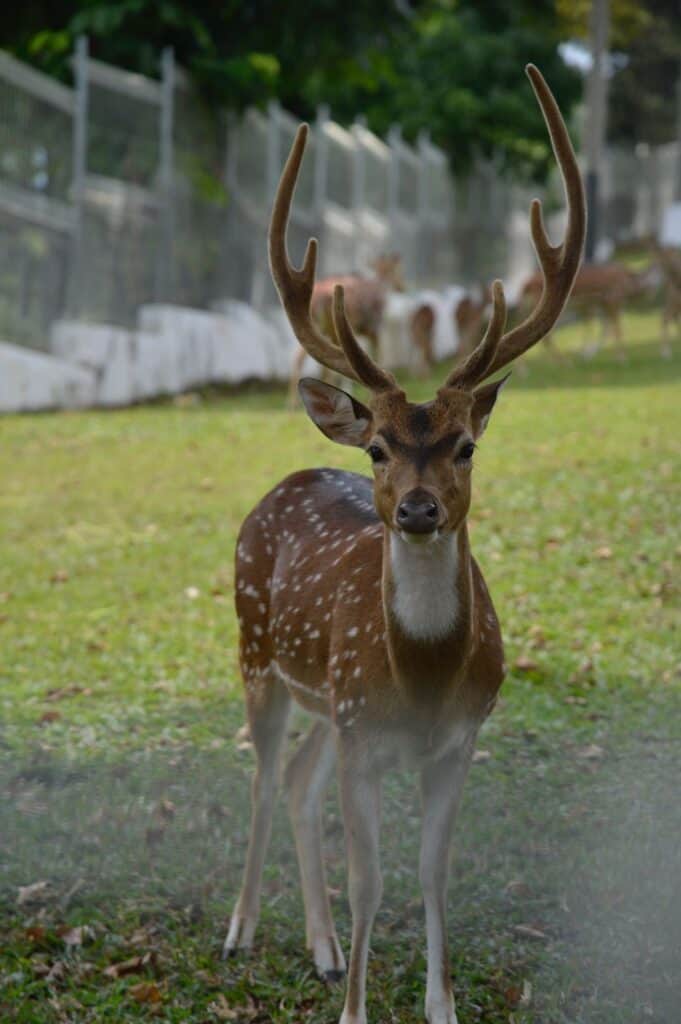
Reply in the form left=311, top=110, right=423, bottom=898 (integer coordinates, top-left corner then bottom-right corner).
left=519, top=260, right=651, bottom=359
left=288, top=253, right=405, bottom=406
left=224, top=65, right=585, bottom=1024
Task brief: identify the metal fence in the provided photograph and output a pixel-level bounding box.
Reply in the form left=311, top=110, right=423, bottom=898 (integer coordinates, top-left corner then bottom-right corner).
left=1, top=41, right=679, bottom=351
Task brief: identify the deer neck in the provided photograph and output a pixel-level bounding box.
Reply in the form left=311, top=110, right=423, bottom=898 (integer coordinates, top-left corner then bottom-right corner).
left=382, top=525, right=474, bottom=700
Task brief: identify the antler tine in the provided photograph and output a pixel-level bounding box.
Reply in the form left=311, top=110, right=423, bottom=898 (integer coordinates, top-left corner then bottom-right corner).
left=269, top=124, right=394, bottom=391
left=332, top=285, right=396, bottom=392
left=463, top=65, right=586, bottom=388
left=443, top=279, right=507, bottom=390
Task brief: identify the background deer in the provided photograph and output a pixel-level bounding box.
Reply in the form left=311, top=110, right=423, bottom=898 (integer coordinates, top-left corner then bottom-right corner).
left=288, top=253, right=405, bottom=405
left=409, top=286, right=491, bottom=373
left=224, top=65, right=585, bottom=1024
left=519, top=260, right=651, bottom=359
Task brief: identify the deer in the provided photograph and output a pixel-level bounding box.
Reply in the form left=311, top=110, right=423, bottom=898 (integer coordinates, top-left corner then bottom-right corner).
left=409, top=286, right=492, bottom=374
left=287, top=253, right=405, bottom=406
left=518, top=260, right=650, bottom=360
left=223, top=65, right=585, bottom=1024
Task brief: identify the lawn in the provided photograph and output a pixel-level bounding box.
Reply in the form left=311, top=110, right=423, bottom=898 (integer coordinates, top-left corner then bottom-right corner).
left=1, top=309, right=680, bottom=1023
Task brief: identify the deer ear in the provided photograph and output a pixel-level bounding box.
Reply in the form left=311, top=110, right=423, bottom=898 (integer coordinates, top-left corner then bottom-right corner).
left=471, top=373, right=511, bottom=439
left=298, top=378, right=373, bottom=447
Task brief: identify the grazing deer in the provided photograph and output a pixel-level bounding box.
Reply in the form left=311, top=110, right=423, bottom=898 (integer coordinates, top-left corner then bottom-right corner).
left=288, top=254, right=405, bottom=406
left=224, top=65, right=585, bottom=1024
left=410, top=287, right=491, bottom=373
left=519, top=261, right=650, bottom=359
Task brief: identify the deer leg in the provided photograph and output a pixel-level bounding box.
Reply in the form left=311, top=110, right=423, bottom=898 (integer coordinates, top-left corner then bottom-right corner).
left=611, top=310, right=626, bottom=361
left=285, top=720, right=345, bottom=981
left=223, top=673, right=290, bottom=957
left=288, top=346, right=307, bottom=408
left=338, top=744, right=383, bottom=1024
left=419, top=745, right=474, bottom=1024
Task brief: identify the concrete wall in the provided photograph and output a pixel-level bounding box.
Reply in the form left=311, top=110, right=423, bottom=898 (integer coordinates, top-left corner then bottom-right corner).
left=0, top=341, right=96, bottom=413
left=1, top=290, right=465, bottom=412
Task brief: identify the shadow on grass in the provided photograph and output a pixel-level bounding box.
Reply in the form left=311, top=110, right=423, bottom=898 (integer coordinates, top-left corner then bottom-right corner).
left=2, top=714, right=680, bottom=1023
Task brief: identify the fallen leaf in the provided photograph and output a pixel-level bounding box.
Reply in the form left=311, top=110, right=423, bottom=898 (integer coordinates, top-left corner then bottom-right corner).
left=514, top=655, right=539, bottom=672
left=57, top=925, right=85, bottom=947
left=25, top=925, right=47, bottom=942
left=207, top=994, right=239, bottom=1020
left=513, top=924, right=548, bottom=940
left=45, top=686, right=84, bottom=701
left=520, top=980, right=533, bottom=1006
left=38, top=710, right=61, bottom=725
left=17, top=881, right=50, bottom=905
left=103, top=952, right=154, bottom=979
left=46, top=960, right=67, bottom=983
left=577, top=743, right=605, bottom=761
left=594, top=545, right=613, bottom=560
left=129, top=981, right=163, bottom=1004
left=158, top=798, right=176, bottom=822
left=472, top=749, right=491, bottom=763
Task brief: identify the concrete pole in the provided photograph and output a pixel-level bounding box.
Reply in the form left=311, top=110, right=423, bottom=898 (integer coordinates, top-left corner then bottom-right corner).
left=584, top=0, right=611, bottom=263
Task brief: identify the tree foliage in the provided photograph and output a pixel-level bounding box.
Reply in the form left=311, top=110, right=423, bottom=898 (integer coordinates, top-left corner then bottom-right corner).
left=4, top=1, right=583, bottom=178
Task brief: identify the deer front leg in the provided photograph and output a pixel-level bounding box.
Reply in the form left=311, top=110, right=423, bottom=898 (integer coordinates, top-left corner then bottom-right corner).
left=338, top=740, right=383, bottom=1024
left=420, top=744, right=474, bottom=1024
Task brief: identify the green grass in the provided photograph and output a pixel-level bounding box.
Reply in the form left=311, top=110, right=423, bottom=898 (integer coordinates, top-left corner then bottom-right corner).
left=1, top=309, right=680, bottom=1023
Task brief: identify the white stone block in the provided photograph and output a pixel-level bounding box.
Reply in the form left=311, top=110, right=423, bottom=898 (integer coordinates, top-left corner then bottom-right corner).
left=0, top=341, right=96, bottom=412
left=51, top=320, right=135, bottom=406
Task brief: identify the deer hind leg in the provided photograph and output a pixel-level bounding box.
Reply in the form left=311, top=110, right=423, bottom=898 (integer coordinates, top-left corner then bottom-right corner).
left=223, top=669, right=290, bottom=958
left=419, top=745, right=474, bottom=1024
left=338, top=742, right=383, bottom=1024
left=288, top=345, right=307, bottom=409
left=285, top=720, right=345, bottom=981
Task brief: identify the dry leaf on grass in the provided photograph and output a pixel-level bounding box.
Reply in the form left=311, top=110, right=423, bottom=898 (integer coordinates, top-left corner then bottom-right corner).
left=514, top=655, right=539, bottom=672
left=512, top=924, right=548, bottom=941
left=207, top=993, right=239, bottom=1020
left=103, top=952, right=154, bottom=979
left=594, top=545, right=613, bottom=560
left=576, top=743, right=605, bottom=761
left=38, top=710, right=61, bottom=725
left=56, top=925, right=90, bottom=947
left=472, top=749, right=491, bottom=763
left=129, top=981, right=163, bottom=1004
left=17, top=880, right=50, bottom=905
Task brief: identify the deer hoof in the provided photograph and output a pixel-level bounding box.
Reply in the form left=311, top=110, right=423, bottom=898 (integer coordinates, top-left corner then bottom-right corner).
left=221, top=913, right=256, bottom=960
left=312, top=934, right=346, bottom=980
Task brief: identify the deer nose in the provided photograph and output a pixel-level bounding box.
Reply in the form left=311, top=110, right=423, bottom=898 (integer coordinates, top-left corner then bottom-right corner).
left=396, top=492, right=440, bottom=535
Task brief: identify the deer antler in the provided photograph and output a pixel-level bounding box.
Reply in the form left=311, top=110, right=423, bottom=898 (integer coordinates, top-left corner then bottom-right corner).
left=445, top=65, right=586, bottom=390
left=269, top=124, right=396, bottom=392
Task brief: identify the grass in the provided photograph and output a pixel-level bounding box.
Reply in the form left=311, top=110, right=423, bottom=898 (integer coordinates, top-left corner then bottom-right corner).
left=1, top=308, right=680, bottom=1023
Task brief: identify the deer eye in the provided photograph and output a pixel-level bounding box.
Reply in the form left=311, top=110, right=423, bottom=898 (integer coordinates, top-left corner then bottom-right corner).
left=457, top=441, right=476, bottom=462
left=367, top=443, right=386, bottom=463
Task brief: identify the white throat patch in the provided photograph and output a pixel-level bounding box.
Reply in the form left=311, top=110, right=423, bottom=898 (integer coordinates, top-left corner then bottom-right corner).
left=389, top=531, right=459, bottom=641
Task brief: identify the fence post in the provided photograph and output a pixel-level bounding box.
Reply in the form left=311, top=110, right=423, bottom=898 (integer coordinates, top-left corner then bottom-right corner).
left=416, top=130, right=431, bottom=285
left=70, top=35, right=89, bottom=317
left=157, top=46, right=175, bottom=302
left=352, top=116, right=366, bottom=267
left=387, top=125, right=401, bottom=258
left=250, top=100, right=282, bottom=308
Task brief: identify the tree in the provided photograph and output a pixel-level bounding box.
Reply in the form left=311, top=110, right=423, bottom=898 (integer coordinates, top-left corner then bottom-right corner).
left=4, top=0, right=582, bottom=178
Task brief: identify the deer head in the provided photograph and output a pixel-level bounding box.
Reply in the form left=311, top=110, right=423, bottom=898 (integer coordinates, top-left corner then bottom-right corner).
left=370, top=252, right=407, bottom=293
left=269, top=65, right=585, bottom=545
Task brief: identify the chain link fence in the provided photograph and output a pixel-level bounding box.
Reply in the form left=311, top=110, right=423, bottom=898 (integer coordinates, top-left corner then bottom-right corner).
left=0, top=41, right=679, bottom=351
